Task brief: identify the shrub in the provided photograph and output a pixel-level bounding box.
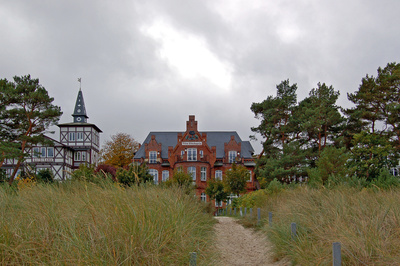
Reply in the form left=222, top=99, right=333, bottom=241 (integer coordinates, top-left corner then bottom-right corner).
left=95, top=164, right=117, bottom=181
left=36, top=168, right=54, bottom=183
left=116, top=163, right=153, bottom=186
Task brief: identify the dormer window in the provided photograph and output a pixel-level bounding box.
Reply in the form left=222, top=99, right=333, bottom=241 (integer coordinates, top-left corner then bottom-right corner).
left=228, top=151, right=237, bottom=163
left=149, top=151, right=157, bottom=163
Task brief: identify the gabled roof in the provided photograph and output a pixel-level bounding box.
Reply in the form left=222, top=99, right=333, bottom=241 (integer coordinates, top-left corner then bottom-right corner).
left=134, top=131, right=254, bottom=159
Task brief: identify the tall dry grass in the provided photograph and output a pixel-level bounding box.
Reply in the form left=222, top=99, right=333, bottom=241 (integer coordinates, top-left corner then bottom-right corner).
left=0, top=181, right=216, bottom=265
left=256, top=186, right=400, bottom=264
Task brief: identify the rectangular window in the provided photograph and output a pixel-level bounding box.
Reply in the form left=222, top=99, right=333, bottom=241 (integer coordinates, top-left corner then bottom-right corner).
left=149, top=151, right=157, bottom=163
left=201, top=193, right=207, bottom=202
left=41, top=147, right=46, bottom=158
left=247, top=170, right=252, bottom=182
left=149, top=169, right=158, bottom=184
left=74, top=151, right=81, bottom=161
left=69, top=132, right=75, bottom=141
left=33, top=147, right=40, bottom=158
left=187, top=148, right=197, bottom=161
left=201, top=167, right=207, bottom=181
left=199, top=150, right=203, bottom=158
left=215, top=170, right=222, bottom=181
left=77, top=132, right=84, bottom=141
left=228, top=151, right=237, bottom=163
left=162, top=170, right=169, bottom=181
left=188, top=166, right=196, bottom=181
left=215, top=200, right=223, bottom=207
left=47, top=147, right=54, bottom=158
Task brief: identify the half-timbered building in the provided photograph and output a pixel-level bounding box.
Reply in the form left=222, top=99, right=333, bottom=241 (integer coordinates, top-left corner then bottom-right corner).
left=134, top=115, right=256, bottom=206
left=1, top=88, right=102, bottom=180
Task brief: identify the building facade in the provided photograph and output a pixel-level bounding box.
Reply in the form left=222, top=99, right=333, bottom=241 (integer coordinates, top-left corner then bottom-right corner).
left=1, top=89, right=102, bottom=180
left=134, top=115, right=256, bottom=205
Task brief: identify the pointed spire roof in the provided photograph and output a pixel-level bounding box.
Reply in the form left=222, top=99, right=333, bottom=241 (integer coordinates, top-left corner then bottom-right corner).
left=72, top=89, right=89, bottom=123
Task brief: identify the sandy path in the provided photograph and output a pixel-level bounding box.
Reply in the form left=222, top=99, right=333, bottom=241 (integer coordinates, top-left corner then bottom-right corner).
left=214, top=216, right=289, bottom=266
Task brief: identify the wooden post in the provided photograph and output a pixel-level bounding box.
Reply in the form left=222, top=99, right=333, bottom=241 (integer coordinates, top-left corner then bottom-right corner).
left=257, top=208, right=261, bottom=225
left=229, top=207, right=232, bottom=216
left=244, top=207, right=247, bottom=216
left=291, top=223, right=297, bottom=240
left=240, top=207, right=243, bottom=216
left=190, top=252, right=197, bottom=266
left=250, top=208, right=253, bottom=216
left=234, top=207, right=236, bottom=216
left=333, top=242, right=341, bottom=266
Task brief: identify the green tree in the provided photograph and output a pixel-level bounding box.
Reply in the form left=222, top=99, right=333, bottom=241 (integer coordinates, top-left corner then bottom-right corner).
left=205, top=178, right=228, bottom=203
left=3, top=75, right=62, bottom=185
left=251, top=80, right=304, bottom=184
left=0, top=79, right=20, bottom=168
left=307, top=146, right=350, bottom=186
left=348, top=131, right=396, bottom=181
left=223, top=163, right=249, bottom=196
left=295, top=83, right=343, bottom=154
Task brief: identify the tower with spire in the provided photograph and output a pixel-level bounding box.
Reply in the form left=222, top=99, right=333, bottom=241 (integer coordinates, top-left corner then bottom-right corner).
left=58, top=84, right=102, bottom=170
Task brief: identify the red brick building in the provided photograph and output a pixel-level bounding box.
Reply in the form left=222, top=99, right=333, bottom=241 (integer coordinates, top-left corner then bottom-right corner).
left=134, top=115, right=256, bottom=205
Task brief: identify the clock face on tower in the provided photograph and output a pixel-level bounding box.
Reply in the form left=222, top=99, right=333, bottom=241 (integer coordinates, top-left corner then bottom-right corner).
left=77, top=117, right=82, bottom=122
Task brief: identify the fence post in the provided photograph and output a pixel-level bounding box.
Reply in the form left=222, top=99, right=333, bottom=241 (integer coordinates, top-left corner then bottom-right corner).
left=250, top=208, right=253, bottom=216
left=234, top=207, right=237, bottom=216
left=291, top=223, right=297, bottom=240
left=333, top=242, right=341, bottom=266
left=244, top=207, right=247, bottom=216
left=240, top=207, right=243, bottom=216
left=268, top=212, right=272, bottom=226
left=229, top=207, right=232, bottom=216
left=257, top=208, right=261, bottom=225
left=189, top=252, right=197, bottom=266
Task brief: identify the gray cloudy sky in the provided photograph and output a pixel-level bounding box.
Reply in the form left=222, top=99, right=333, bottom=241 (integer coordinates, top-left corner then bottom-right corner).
left=1, top=0, right=400, bottom=153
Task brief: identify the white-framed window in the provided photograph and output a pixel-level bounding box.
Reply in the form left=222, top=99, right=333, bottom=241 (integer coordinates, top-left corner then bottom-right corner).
left=162, top=170, right=169, bottom=182
left=149, top=151, right=157, bottom=163
left=77, top=132, right=84, bottom=141
left=227, top=194, right=238, bottom=205
left=247, top=170, right=252, bottom=182
left=201, top=193, right=207, bottom=202
left=47, top=147, right=54, bottom=158
left=201, top=167, right=207, bottom=181
left=69, top=132, right=75, bottom=141
left=215, top=170, right=223, bottom=181
left=33, top=147, right=40, bottom=158
left=149, top=169, right=158, bottom=184
left=188, top=166, right=196, bottom=180
left=187, top=148, right=197, bottom=161
left=199, top=150, right=203, bottom=158
left=41, top=147, right=46, bottom=158
left=215, top=200, right=223, bottom=207
left=74, top=152, right=81, bottom=161
left=228, top=151, right=237, bottom=163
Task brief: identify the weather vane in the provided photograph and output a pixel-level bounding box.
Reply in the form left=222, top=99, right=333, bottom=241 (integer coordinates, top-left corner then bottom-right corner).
left=77, top=77, right=82, bottom=90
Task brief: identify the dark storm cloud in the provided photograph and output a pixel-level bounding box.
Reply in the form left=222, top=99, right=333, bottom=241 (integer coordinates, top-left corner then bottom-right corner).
left=1, top=0, right=400, bottom=152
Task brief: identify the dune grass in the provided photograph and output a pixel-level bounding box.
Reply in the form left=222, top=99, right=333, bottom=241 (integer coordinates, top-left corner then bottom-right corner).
left=0, top=181, right=217, bottom=265
left=244, top=186, right=400, bottom=264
